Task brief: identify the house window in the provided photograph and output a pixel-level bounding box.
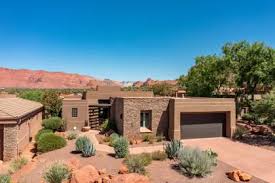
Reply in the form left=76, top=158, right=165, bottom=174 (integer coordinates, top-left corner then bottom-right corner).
left=140, top=111, right=151, bottom=129
left=72, top=108, right=78, bottom=117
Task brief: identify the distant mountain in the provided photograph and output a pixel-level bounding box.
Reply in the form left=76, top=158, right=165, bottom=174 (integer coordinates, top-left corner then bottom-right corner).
left=133, top=78, right=177, bottom=87
left=0, top=67, right=121, bottom=89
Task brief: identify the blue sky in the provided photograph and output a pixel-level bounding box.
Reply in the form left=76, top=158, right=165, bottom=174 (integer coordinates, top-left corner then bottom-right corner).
left=0, top=0, right=274, bottom=81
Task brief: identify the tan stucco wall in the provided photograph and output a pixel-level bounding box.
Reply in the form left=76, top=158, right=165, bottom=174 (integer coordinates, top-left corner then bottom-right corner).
left=110, top=98, right=124, bottom=135
left=169, top=98, right=236, bottom=140
left=62, top=100, right=88, bottom=130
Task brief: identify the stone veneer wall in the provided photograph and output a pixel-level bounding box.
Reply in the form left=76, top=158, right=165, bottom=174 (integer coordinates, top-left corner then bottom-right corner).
left=120, top=98, right=170, bottom=138
left=3, top=124, right=18, bottom=161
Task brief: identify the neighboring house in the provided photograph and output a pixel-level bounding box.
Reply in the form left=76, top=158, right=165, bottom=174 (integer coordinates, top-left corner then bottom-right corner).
left=0, top=97, right=43, bottom=161
left=63, top=86, right=236, bottom=140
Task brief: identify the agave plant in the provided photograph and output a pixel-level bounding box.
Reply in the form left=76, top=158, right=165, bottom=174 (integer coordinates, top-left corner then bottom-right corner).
left=82, top=141, right=96, bottom=157
left=164, top=139, right=183, bottom=159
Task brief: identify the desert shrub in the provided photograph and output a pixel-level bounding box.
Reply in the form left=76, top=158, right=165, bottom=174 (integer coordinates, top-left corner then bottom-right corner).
left=109, top=133, right=119, bottom=147
left=66, top=131, right=78, bottom=140
left=75, top=136, right=90, bottom=152
left=81, top=140, right=96, bottom=157
left=137, top=153, right=152, bottom=166
left=42, top=117, right=63, bottom=131
left=177, top=147, right=217, bottom=177
left=43, top=162, right=71, bottom=183
left=156, top=134, right=165, bottom=142
left=233, top=127, right=247, bottom=140
left=35, top=129, right=53, bottom=142
left=113, top=137, right=129, bottom=158
left=124, top=154, right=152, bottom=175
left=37, top=133, right=67, bottom=153
left=142, top=134, right=155, bottom=142
left=151, top=151, right=167, bottom=161
left=164, top=139, right=183, bottom=159
left=100, top=119, right=117, bottom=132
left=203, top=149, right=218, bottom=166
left=103, top=136, right=111, bottom=143
left=0, top=174, right=11, bottom=183
left=242, top=113, right=254, bottom=121
left=9, top=157, right=28, bottom=174
left=251, top=91, right=275, bottom=126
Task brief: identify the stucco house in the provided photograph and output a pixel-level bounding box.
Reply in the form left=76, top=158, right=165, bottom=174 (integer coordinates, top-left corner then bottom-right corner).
left=62, top=86, right=236, bottom=140
left=0, top=97, right=43, bottom=161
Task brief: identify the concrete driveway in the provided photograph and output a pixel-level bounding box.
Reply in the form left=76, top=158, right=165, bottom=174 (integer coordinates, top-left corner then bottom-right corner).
left=183, top=137, right=275, bottom=183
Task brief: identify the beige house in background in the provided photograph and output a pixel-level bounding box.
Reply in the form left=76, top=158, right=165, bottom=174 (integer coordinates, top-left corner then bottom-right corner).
left=63, top=86, right=236, bottom=140
left=0, top=97, right=43, bottom=161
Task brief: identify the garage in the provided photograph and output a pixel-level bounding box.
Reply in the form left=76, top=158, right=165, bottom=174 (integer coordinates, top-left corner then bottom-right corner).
left=180, top=112, right=226, bottom=139
left=0, top=126, right=3, bottom=160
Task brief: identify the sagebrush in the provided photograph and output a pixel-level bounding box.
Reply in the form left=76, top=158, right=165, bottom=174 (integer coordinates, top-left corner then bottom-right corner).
left=0, top=174, right=11, bottom=183
left=177, top=147, right=218, bottom=177
left=113, top=136, right=129, bottom=158
left=43, top=162, right=71, bottom=183
left=9, top=157, right=28, bottom=174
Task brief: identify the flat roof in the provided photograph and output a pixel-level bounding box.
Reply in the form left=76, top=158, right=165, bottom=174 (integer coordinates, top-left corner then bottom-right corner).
left=0, top=98, right=43, bottom=121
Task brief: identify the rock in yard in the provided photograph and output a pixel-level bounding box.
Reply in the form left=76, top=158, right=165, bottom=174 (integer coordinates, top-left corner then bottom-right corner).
left=226, top=171, right=240, bottom=182
left=238, top=172, right=252, bottom=182
left=111, top=173, right=150, bottom=183
left=118, top=165, right=129, bottom=174
left=102, top=176, right=111, bottom=183
left=99, top=168, right=107, bottom=175
left=70, top=165, right=100, bottom=183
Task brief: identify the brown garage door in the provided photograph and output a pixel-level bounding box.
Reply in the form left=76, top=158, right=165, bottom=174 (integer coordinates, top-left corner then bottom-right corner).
left=0, top=126, right=3, bottom=160
left=181, top=113, right=226, bottom=139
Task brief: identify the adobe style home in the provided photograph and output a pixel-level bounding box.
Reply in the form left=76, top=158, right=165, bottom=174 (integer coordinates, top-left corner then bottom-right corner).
left=62, top=86, right=236, bottom=140
left=0, top=95, right=43, bottom=161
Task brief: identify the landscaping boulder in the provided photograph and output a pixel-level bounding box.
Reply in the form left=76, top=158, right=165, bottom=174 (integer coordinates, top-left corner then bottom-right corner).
left=226, top=171, right=240, bottom=182
left=98, top=168, right=107, bottom=175
left=238, top=172, right=252, bottom=182
left=118, top=165, right=129, bottom=174
left=258, top=125, right=273, bottom=136
left=70, top=165, right=100, bottom=183
left=226, top=170, right=252, bottom=182
left=111, top=173, right=150, bottom=183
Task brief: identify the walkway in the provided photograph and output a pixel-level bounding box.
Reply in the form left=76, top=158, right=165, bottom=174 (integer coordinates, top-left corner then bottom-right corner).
left=85, top=130, right=163, bottom=154
left=183, top=137, right=275, bottom=183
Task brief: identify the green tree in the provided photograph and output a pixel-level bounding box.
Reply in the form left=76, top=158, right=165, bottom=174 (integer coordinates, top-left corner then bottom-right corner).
left=42, top=90, right=62, bottom=118
left=151, top=83, right=174, bottom=96
left=251, top=90, right=275, bottom=125
left=18, top=90, right=44, bottom=102
left=177, top=75, right=187, bottom=89
left=185, top=55, right=231, bottom=97
left=223, top=41, right=275, bottom=100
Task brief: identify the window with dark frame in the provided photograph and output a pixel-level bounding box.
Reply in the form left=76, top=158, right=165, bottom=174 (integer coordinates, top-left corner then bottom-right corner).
left=140, top=111, right=151, bottom=129
left=72, top=108, right=78, bottom=117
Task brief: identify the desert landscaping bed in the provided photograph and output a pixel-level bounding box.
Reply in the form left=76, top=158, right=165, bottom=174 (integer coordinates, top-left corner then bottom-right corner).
left=4, top=139, right=265, bottom=183
left=96, top=133, right=168, bottom=148
left=236, top=122, right=275, bottom=152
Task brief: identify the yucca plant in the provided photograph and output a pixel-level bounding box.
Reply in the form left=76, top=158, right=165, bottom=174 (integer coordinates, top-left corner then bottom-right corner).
left=164, top=139, right=183, bottom=159
left=82, top=141, right=96, bottom=157
left=75, top=136, right=90, bottom=152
